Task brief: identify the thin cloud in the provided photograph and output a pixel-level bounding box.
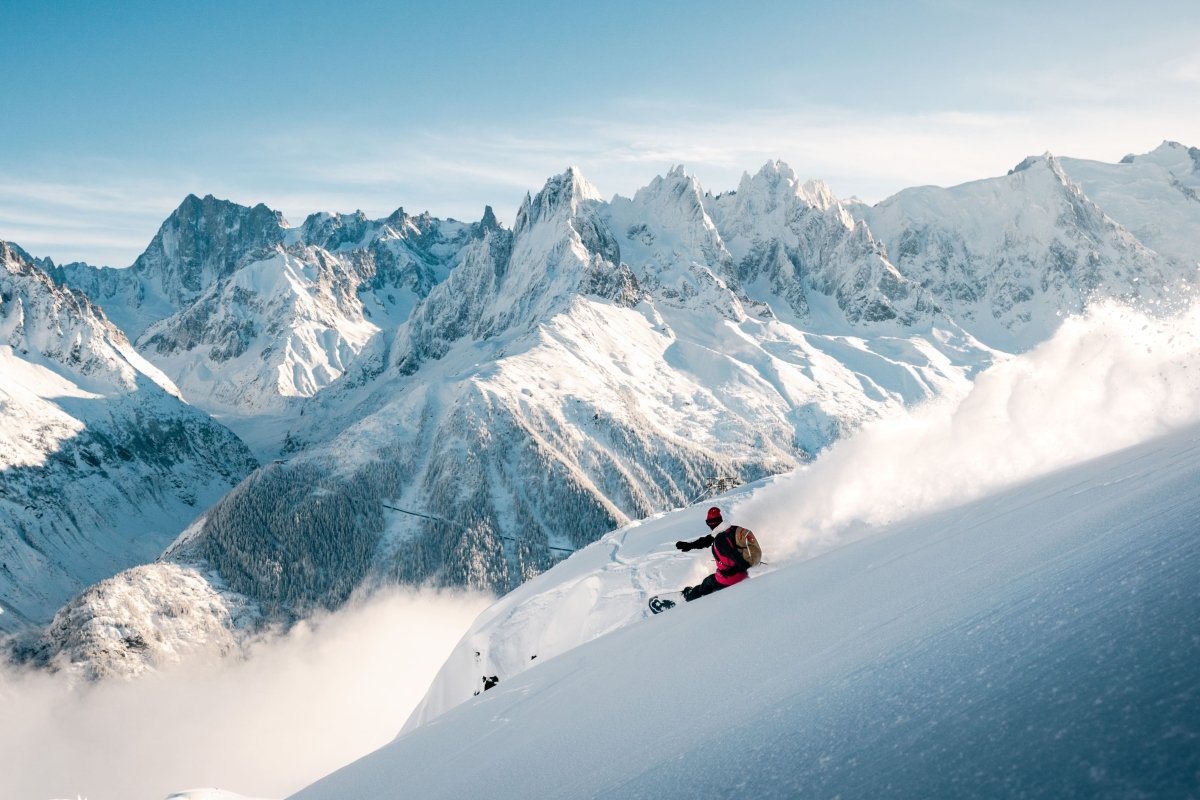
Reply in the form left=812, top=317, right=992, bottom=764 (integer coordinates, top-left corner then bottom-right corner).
left=6, top=98, right=1198, bottom=267
left=1168, top=54, right=1200, bottom=84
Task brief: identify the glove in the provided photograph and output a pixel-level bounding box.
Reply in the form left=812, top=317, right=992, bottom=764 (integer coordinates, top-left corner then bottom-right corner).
left=675, top=541, right=693, bottom=551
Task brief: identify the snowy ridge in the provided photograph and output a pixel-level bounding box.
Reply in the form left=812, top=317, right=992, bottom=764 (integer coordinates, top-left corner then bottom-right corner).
left=708, top=160, right=934, bottom=326
left=0, top=242, right=257, bottom=633
left=138, top=248, right=379, bottom=417
left=1059, top=140, right=1200, bottom=267
left=861, top=154, right=1183, bottom=349
left=155, top=166, right=987, bottom=637
left=51, top=194, right=289, bottom=339
left=52, top=196, right=486, bottom=456
left=864, top=154, right=1180, bottom=347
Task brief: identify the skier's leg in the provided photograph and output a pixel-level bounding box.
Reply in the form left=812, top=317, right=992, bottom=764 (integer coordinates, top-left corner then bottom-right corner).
left=683, top=574, right=723, bottom=602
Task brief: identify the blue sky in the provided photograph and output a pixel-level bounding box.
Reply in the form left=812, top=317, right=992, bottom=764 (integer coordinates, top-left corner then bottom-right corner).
left=2, top=0, right=1198, bottom=266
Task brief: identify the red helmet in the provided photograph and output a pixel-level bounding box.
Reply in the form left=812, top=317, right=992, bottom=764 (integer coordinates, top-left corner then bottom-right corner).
left=705, top=506, right=723, bottom=528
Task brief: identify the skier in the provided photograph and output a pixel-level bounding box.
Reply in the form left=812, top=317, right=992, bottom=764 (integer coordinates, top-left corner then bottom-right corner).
left=675, top=506, right=760, bottom=602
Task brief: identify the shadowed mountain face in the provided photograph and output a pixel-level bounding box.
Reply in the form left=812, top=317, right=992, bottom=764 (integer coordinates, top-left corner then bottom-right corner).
left=0, top=241, right=257, bottom=633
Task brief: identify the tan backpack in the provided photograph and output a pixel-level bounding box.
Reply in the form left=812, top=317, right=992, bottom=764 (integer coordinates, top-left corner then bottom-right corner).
left=731, top=526, right=763, bottom=567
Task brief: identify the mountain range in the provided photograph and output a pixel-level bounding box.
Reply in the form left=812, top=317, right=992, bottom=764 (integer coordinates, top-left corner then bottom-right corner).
left=2, top=140, right=1198, bottom=676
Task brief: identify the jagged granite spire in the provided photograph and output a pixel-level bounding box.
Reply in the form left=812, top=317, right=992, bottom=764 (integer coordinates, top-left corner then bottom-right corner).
left=134, top=193, right=289, bottom=298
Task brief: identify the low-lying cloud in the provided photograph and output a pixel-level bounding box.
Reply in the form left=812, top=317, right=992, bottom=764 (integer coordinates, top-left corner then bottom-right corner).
left=0, top=588, right=492, bottom=800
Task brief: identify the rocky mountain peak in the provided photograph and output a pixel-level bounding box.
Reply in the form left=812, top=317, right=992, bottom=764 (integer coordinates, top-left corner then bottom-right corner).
left=515, top=167, right=604, bottom=235
left=999, top=154, right=1089, bottom=202
left=731, top=160, right=839, bottom=217
left=479, top=205, right=500, bottom=232
left=169, top=193, right=287, bottom=234
left=133, top=194, right=288, bottom=304
left=1008, top=153, right=1046, bottom=174
left=1120, top=140, right=1200, bottom=175
left=750, top=158, right=800, bottom=187
left=300, top=209, right=374, bottom=251
left=631, top=165, right=710, bottom=220
left=1007, top=152, right=1072, bottom=181
left=1, top=239, right=26, bottom=270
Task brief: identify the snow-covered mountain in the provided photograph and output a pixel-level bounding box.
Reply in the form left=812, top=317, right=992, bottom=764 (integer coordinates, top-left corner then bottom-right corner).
left=400, top=294, right=1200, bottom=735
left=8, top=291, right=1198, bottom=800
left=51, top=194, right=289, bottom=340
left=19, top=562, right=251, bottom=680
left=707, top=161, right=937, bottom=326
left=1060, top=140, right=1200, bottom=268
left=20, top=144, right=1200, bottom=678
left=51, top=196, right=487, bottom=456
left=0, top=241, right=256, bottom=633
left=859, top=153, right=1182, bottom=350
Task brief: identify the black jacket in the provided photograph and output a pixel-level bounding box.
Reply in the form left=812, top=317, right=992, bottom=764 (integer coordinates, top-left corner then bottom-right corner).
left=678, top=527, right=752, bottom=576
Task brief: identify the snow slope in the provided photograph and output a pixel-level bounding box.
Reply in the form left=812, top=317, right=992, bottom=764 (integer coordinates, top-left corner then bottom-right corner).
left=295, top=411, right=1200, bottom=800
left=293, top=298, right=1200, bottom=799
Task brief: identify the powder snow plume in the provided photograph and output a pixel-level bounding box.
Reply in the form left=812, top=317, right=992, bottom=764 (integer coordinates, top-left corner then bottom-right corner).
left=740, top=298, right=1200, bottom=562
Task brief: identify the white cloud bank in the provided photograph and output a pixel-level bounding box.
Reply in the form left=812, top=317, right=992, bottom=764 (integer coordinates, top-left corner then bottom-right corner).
left=0, top=588, right=492, bottom=800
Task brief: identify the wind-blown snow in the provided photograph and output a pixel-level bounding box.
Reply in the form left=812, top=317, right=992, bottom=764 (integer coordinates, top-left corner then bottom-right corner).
left=754, top=298, right=1200, bottom=561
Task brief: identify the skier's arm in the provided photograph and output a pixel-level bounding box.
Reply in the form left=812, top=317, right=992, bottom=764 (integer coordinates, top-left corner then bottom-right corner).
left=675, top=534, right=715, bottom=551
